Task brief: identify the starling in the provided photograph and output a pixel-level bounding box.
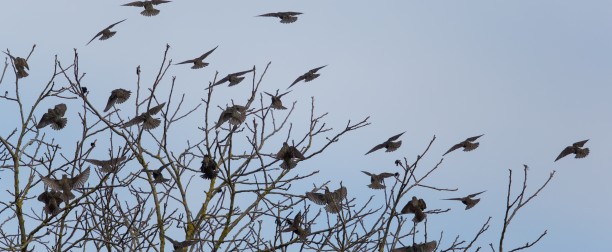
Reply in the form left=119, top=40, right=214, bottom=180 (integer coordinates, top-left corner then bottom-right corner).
left=142, top=163, right=172, bottom=183
left=401, top=196, right=427, bottom=223
left=214, top=104, right=248, bottom=128
left=163, top=235, right=200, bottom=251
left=361, top=171, right=399, bottom=189
left=306, top=186, right=347, bottom=214
left=287, top=65, right=327, bottom=89
left=555, top=139, right=590, bottom=161
left=37, top=190, right=65, bottom=215
left=443, top=191, right=486, bottom=210
left=84, top=156, right=127, bottom=173
left=276, top=142, right=305, bottom=169
left=3, top=51, right=29, bottom=78
left=443, top=134, right=484, bottom=156
left=122, top=103, right=166, bottom=130
left=391, top=241, right=437, bottom=252
left=36, top=104, right=68, bottom=130
left=264, top=90, right=291, bottom=110
left=365, top=131, right=405, bottom=155
left=40, top=167, right=90, bottom=201
left=104, top=88, right=132, bottom=112
left=86, top=19, right=127, bottom=46
left=209, top=68, right=255, bottom=88
left=122, top=0, right=171, bottom=17
left=282, top=212, right=310, bottom=241
left=175, top=46, right=218, bottom=69
left=257, top=12, right=303, bottom=24
left=200, top=154, right=219, bottom=180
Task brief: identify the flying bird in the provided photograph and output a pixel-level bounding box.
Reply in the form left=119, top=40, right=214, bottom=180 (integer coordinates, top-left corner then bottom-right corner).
left=443, top=134, right=484, bottom=156
left=288, top=65, right=326, bottom=89
left=122, top=0, right=171, bottom=16
left=40, top=167, right=91, bottom=201
left=214, top=105, right=248, bottom=128
left=209, top=68, right=255, bottom=88
left=361, top=171, right=399, bottom=189
left=391, top=241, right=437, bottom=252
left=37, top=190, right=65, bottom=215
left=122, top=103, right=165, bottom=130
left=142, top=163, right=172, bottom=183
left=282, top=212, right=310, bottom=241
left=86, top=19, right=126, bottom=45
left=104, top=88, right=132, bottom=112
left=84, top=156, right=127, bottom=173
left=276, top=142, right=305, bottom=169
left=175, top=46, right=218, bottom=69
left=401, top=196, right=427, bottom=223
left=257, top=12, right=303, bottom=24
left=306, top=186, right=347, bottom=214
left=200, top=155, right=219, bottom=180
left=36, top=104, right=68, bottom=130
left=443, top=191, right=486, bottom=210
left=163, top=235, right=200, bottom=251
left=555, top=139, right=590, bottom=161
left=3, top=51, right=29, bottom=78
left=264, top=90, right=291, bottom=110
left=365, top=132, right=405, bottom=155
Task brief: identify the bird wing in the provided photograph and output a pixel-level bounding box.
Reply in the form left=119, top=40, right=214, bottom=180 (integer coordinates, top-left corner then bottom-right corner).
left=573, top=139, right=589, bottom=147
left=310, top=65, right=327, bottom=73
left=163, top=235, right=178, bottom=246
left=294, top=212, right=303, bottom=226
left=442, top=197, right=464, bottom=201
left=104, top=92, right=119, bottom=112
left=467, top=190, right=486, bottom=198
left=365, top=143, right=385, bottom=155
left=54, top=104, right=67, bottom=116
left=258, top=12, right=282, bottom=17
left=122, top=1, right=146, bottom=7
left=305, top=192, right=327, bottom=205
left=146, top=102, right=166, bottom=115
left=40, top=176, right=62, bottom=191
left=151, top=0, right=171, bottom=5
left=465, top=134, right=484, bottom=142
left=83, top=159, right=107, bottom=167
left=69, top=167, right=90, bottom=189
left=156, top=162, right=172, bottom=172
left=378, top=172, right=397, bottom=179
left=361, top=171, right=373, bottom=177
left=277, top=90, right=292, bottom=98
left=122, top=115, right=145, bottom=128
left=231, top=68, right=254, bottom=77
left=197, top=46, right=218, bottom=60
left=443, top=143, right=463, bottom=156
left=333, top=187, right=348, bottom=200
left=86, top=32, right=103, bottom=45
left=288, top=74, right=306, bottom=89
left=106, top=19, right=127, bottom=29
left=387, top=131, right=405, bottom=141
left=283, top=12, right=303, bottom=16
left=175, top=59, right=195, bottom=65
left=289, top=146, right=305, bottom=159
left=555, top=146, right=574, bottom=161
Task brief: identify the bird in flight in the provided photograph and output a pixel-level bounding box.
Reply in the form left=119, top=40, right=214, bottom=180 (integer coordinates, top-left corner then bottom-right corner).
left=122, top=0, right=171, bottom=17
left=142, top=163, right=172, bottom=183
left=361, top=171, right=399, bottom=189
left=104, top=88, right=132, bottom=112
left=84, top=156, right=127, bottom=173
left=288, top=65, right=327, bottom=89
left=175, top=46, right=218, bottom=69
left=209, top=67, right=255, bottom=89
left=36, top=104, right=68, bottom=130
left=443, top=134, right=484, bottom=156
left=86, top=19, right=127, bottom=45
left=163, top=235, right=200, bottom=251
left=257, top=12, right=303, bottom=24
left=306, top=186, right=347, bottom=214
left=38, top=190, right=65, bottom=215
left=555, top=139, right=590, bottom=161
left=401, top=196, right=427, bottom=223
left=365, top=132, right=405, bottom=155
left=214, top=105, right=248, bottom=128
left=443, top=191, right=486, bottom=210
left=276, top=142, right=305, bottom=169
left=264, top=90, right=291, bottom=110
left=391, top=241, right=437, bottom=252
left=40, top=167, right=91, bottom=201
left=282, top=212, right=310, bottom=241
left=122, top=103, right=166, bottom=130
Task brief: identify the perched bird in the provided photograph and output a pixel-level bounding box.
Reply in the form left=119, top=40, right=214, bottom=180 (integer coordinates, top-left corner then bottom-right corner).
left=84, top=156, right=127, bottom=173
left=555, top=139, right=590, bottom=161
left=276, top=142, right=305, bottom=169
left=443, top=134, right=484, bottom=156
left=3, top=51, right=29, bottom=78
left=264, top=90, right=291, bottom=110
left=288, top=65, right=327, bottom=89
left=391, top=241, right=437, bottom=252
left=257, top=12, right=303, bottom=24
left=443, top=191, right=486, bottom=210
left=282, top=212, right=310, bottom=241
left=401, top=196, right=427, bottom=223
left=86, top=19, right=127, bottom=46
left=361, top=171, right=399, bottom=189
left=40, top=167, right=91, bottom=201
left=122, top=0, right=171, bottom=17
left=365, top=132, right=405, bottom=155
left=163, top=235, right=200, bottom=252
left=214, top=105, right=248, bottom=128
left=142, top=163, right=172, bottom=183
left=210, top=68, right=255, bottom=88
left=122, top=103, right=166, bottom=130
left=104, top=88, right=132, bottom=112
left=200, top=154, right=219, bottom=180
left=36, top=104, right=68, bottom=130
left=306, top=186, right=347, bottom=214
left=175, top=46, right=218, bottom=69
left=37, top=190, right=65, bottom=215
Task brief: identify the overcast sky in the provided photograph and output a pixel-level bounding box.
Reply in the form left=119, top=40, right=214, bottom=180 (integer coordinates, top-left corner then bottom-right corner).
left=1, top=1, right=611, bottom=251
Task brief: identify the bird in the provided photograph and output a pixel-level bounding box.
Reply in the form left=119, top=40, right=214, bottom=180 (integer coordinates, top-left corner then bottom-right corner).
left=104, top=88, right=132, bottom=112
left=36, top=104, right=68, bottom=130
left=365, top=132, right=405, bottom=155
left=214, top=105, right=248, bottom=128
left=40, top=167, right=91, bottom=201
left=361, top=171, right=399, bottom=189
left=209, top=68, right=255, bottom=88
left=306, top=186, right=347, bottom=214
left=555, top=139, right=590, bottom=161
left=443, top=191, right=486, bottom=210
left=401, top=196, right=427, bottom=223
left=122, top=0, right=171, bottom=17
left=86, top=19, right=127, bottom=46
left=3, top=51, right=29, bottom=78
left=282, top=212, right=310, bottom=241
left=264, top=90, right=291, bottom=110
left=163, top=235, right=200, bottom=252
left=142, top=163, right=172, bottom=183
left=257, top=12, right=303, bottom=24
left=276, top=142, right=305, bottom=169
left=37, top=190, right=65, bottom=215
left=391, top=241, right=437, bottom=252
left=84, top=156, right=127, bottom=173
left=175, top=46, right=218, bottom=69
left=443, top=134, right=484, bottom=156
left=122, top=103, right=166, bottom=130
left=200, top=154, right=219, bottom=180
left=288, top=65, right=327, bottom=89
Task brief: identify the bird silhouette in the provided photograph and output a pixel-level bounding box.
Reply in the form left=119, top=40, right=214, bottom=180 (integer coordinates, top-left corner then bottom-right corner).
left=391, top=240, right=437, bottom=252
left=122, top=103, right=166, bottom=130
left=86, top=19, right=126, bottom=45
left=163, top=235, right=200, bottom=252
left=555, top=139, right=590, bottom=161
left=276, top=142, right=305, bottom=169
left=84, top=156, right=127, bottom=173
left=142, top=163, right=172, bottom=183
left=288, top=65, right=326, bottom=89
left=443, top=191, right=486, bottom=210
left=365, top=132, right=405, bottom=155
left=122, top=0, right=171, bottom=16
left=443, top=134, right=484, bottom=156
left=37, top=190, right=65, bottom=215
left=282, top=212, right=310, bottom=241
left=104, top=88, right=132, bottom=112
left=264, top=90, right=291, bottom=110
left=214, top=105, right=248, bottom=128
left=40, top=167, right=90, bottom=201
left=361, top=171, right=399, bottom=189
left=257, top=12, right=303, bottom=24
left=200, top=155, right=219, bottom=180
left=3, top=51, right=29, bottom=78
left=401, top=196, right=427, bottom=223
left=209, top=67, right=255, bottom=88
left=36, top=104, right=68, bottom=130
left=306, top=186, right=347, bottom=214
left=175, top=46, right=218, bottom=69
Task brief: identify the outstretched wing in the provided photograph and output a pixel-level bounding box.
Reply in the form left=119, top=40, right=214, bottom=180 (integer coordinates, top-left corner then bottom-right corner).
left=122, top=1, right=146, bottom=7
left=361, top=171, right=373, bottom=177
left=573, top=139, right=589, bottom=147
left=387, top=131, right=405, bottom=142
left=378, top=172, right=397, bottom=179
left=146, top=102, right=166, bottom=115
left=151, top=0, right=171, bottom=5
left=309, top=65, right=327, bottom=73
left=442, top=197, right=464, bottom=201
left=365, top=143, right=385, bottom=155
left=467, top=190, right=486, bottom=198
left=305, top=192, right=327, bottom=205
left=175, top=59, right=195, bottom=65
left=258, top=12, right=282, bottom=17
left=465, top=134, right=484, bottom=142
left=287, top=74, right=306, bottom=89
left=231, top=68, right=254, bottom=77
left=69, top=167, right=90, bottom=189
left=106, top=19, right=127, bottom=29
left=86, top=32, right=103, bottom=45
left=40, top=176, right=62, bottom=191
left=554, top=146, right=574, bottom=161
left=443, top=143, right=463, bottom=156
left=197, top=46, right=218, bottom=60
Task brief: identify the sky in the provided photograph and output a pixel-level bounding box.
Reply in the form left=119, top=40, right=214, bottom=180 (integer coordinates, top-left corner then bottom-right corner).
left=1, top=0, right=611, bottom=251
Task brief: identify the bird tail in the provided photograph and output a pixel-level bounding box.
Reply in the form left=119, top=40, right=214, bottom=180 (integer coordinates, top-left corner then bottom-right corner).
left=51, top=118, right=68, bottom=130
left=367, top=183, right=385, bottom=190
left=141, top=9, right=160, bottom=17
left=576, top=148, right=589, bottom=158
left=16, top=69, right=29, bottom=78
left=280, top=16, right=298, bottom=23
left=100, top=31, right=117, bottom=40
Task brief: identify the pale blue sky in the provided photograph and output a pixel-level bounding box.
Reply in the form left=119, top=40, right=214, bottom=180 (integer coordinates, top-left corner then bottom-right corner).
left=1, top=1, right=611, bottom=251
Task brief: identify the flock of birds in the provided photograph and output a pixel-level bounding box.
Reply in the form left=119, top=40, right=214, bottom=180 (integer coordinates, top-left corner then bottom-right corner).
left=2, top=1, right=592, bottom=251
